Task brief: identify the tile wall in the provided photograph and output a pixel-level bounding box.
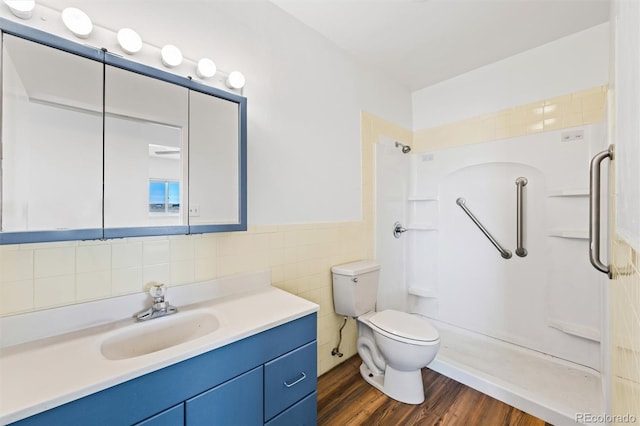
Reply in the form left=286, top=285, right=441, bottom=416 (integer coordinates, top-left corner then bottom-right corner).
left=414, top=86, right=607, bottom=152
left=611, top=238, right=640, bottom=424
left=0, top=223, right=371, bottom=375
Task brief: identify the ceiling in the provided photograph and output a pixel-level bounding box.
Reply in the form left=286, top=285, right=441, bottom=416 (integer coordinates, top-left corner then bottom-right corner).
left=271, top=0, right=610, bottom=91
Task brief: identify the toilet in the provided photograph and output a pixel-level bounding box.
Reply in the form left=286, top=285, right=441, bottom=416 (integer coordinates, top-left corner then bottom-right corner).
left=331, top=260, right=440, bottom=404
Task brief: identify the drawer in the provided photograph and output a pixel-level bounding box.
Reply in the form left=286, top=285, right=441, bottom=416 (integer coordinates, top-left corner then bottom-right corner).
left=265, top=391, right=317, bottom=426
left=264, top=341, right=317, bottom=421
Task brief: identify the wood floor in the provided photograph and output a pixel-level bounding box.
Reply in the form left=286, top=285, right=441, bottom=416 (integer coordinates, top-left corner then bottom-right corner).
left=317, top=355, right=551, bottom=426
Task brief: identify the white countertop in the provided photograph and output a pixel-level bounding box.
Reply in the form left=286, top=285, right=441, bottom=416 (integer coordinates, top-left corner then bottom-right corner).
left=0, top=272, right=318, bottom=424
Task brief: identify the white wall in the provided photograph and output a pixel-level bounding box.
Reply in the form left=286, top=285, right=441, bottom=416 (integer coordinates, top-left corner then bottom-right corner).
left=412, top=23, right=610, bottom=130
left=26, top=0, right=413, bottom=225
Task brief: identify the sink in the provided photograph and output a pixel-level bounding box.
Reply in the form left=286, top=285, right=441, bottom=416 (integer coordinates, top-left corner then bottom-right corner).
left=100, top=311, right=219, bottom=360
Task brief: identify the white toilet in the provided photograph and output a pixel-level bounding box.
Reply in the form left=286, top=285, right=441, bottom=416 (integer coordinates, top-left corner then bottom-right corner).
left=331, top=260, right=440, bottom=404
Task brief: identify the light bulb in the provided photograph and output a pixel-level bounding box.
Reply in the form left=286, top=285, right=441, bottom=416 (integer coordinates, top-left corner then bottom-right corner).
left=61, top=7, right=93, bottom=39
left=226, top=71, right=245, bottom=89
left=196, top=58, right=217, bottom=79
left=161, top=44, right=183, bottom=68
left=4, top=0, right=34, bottom=19
left=117, top=28, right=142, bottom=55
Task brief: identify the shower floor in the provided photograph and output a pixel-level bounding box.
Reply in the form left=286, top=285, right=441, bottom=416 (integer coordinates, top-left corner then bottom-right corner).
left=427, top=319, right=604, bottom=425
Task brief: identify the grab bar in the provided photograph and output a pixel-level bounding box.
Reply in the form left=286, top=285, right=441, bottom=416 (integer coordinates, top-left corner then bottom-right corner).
left=515, top=177, right=528, bottom=257
left=456, top=198, right=512, bottom=259
left=589, top=145, right=614, bottom=278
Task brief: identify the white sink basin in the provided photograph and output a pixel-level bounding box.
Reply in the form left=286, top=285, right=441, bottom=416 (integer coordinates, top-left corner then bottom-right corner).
left=100, top=311, right=219, bottom=360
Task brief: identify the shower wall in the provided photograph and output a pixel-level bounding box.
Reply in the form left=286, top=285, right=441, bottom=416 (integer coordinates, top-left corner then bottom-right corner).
left=407, top=122, right=607, bottom=370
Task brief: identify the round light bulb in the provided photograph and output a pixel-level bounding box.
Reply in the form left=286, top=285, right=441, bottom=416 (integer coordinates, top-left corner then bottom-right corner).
left=196, top=58, right=217, bottom=79
left=161, top=44, right=183, bottom=68
left=226, top=71, right=245, bottom=89
left=117, top=28, right=142, bottom=55
left=4, top=0, right=34, bottom=19
left=61, top=7, right=93, bottom=39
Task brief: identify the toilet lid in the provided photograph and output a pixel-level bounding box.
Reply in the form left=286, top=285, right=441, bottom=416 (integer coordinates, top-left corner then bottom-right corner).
left=369, top=310, right=439, bottom=342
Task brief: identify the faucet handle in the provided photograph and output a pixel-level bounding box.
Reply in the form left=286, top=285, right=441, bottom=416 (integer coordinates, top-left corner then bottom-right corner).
left=148, top=283, right=166, bottom=299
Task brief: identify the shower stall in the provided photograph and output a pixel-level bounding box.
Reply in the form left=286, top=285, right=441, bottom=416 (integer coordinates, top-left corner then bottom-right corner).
left=374, top=123, right=610, bottom=425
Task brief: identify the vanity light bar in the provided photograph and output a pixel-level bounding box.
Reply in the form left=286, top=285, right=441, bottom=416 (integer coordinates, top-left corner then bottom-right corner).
left=1, top=2, right=247, bottom=90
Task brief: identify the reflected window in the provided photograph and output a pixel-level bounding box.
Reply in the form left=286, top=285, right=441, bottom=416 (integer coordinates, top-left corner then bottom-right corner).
left=149, top=180, right=180, bottom=214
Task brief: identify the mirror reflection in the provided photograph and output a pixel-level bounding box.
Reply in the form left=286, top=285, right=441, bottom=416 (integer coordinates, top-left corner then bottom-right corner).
left=1, top=27, right=246, bottom=244
left=103, top=65, right=188, bottom=229
left=1, top=34, right=103, bottom=232
left=189, top=90, right=240, bottom=225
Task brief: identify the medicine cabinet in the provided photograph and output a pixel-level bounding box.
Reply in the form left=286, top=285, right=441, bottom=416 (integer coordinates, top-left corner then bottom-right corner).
left=0, top=19, right=247, bottom=244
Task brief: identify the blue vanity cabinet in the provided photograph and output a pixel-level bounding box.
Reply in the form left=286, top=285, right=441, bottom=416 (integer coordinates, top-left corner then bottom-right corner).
left=185, top=366, right=263, bottom=425
left=264, top=341, right=317, bottom=421
left=10, top=313, right=317, bottom=426
left=135, top=404, right=184, bottom=426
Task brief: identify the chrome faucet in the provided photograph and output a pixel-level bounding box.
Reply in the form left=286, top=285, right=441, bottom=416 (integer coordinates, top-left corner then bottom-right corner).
left=136, top=283, right=178, bottom=321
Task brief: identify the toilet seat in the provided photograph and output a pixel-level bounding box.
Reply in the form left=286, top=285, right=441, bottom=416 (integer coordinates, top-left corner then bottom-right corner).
left=369, top=310, right=439, bottom=345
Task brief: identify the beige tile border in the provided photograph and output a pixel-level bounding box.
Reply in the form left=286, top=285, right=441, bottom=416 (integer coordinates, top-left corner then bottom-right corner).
left=414, top=86, right=607, bottom=152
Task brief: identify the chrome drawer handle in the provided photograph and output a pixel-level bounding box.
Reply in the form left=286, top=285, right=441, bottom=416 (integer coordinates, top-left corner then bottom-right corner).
left=283, top=372, right=306, bottom=388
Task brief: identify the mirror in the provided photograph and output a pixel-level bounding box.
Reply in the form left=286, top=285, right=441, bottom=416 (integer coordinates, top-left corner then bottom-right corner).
left=0, top=21, right=247, bottom=244
left=189, top=90, right=240, bottom=226
left=104, top=64, right=189, bottom=235
left=1, top=34, right=103, bottom=238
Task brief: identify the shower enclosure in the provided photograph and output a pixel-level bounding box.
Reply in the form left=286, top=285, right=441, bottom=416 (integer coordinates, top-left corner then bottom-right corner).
left=374, top=123, right=609, bottom=424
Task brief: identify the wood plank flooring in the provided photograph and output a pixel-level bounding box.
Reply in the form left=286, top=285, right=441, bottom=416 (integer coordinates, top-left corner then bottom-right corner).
left=317, top=355, right=551, bottom=426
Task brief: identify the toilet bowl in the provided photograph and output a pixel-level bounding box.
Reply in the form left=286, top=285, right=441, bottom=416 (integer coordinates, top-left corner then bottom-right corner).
left=358, top=310, right=439, bottom=404
left=331, top=260, right=440, bottom=404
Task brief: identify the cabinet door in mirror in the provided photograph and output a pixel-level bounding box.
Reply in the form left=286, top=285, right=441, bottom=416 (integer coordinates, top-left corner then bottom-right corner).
left=104, top=65, right=189, bottom=236
left=189, top=90, right=240, bottom=226
left=1, top=34, right=103, bottom=235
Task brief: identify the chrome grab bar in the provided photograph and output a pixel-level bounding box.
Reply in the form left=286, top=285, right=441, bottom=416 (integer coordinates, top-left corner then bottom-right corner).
left=589, top=145, right=614, bottom=278
left=456, top=198, right=512, bottom=259
left=515, top=177, right=528, bottom=257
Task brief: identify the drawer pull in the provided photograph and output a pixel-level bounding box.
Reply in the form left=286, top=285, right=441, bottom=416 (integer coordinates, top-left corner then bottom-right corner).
left=283, top=372, right=307, bottom=388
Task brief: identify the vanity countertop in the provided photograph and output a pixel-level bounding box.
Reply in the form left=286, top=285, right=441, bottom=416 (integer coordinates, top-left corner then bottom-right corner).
left=0, top=273, right=318, bottom=424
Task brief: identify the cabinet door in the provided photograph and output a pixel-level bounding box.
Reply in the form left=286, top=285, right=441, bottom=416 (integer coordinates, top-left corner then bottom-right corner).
left=136, top=403, right=184, bottom=426
left=1, top=33, right=104, bottom=242
left=186, top=366, right=262, bottom=425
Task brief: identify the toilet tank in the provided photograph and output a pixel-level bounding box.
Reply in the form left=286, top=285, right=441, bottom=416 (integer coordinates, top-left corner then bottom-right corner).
left=331, top=260, right=380, bottom=317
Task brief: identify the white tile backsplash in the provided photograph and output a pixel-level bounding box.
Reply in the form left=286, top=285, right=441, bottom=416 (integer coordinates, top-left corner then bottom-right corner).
left=143, top=263, right=170, bottom=285
left=0, top=250, right=33, bottom=283
left=194, top=238, right=216, bottom=259
left=111, top=267, right=143, bottom=295
left=0, top=280, right=34, bottom=315
left=171, top=259, right=195, bottom=285
left=76, top=245, right=111, bottom=273
left=76, top=271, right=112, bottom=301
left=194, top=257, right=216, bottom=282
left=34, top=247, right=75, bottom=278
left=112, top=242, right=143, bottom=269
left=170, top=238, right=194, bottom=262
left=34, top=275, right=75, bottom=308
left=143, top=240, right=170, bottom=265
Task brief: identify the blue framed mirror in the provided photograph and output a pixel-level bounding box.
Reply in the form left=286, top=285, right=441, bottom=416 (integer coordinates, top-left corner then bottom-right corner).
left=0, top=18, right=247, bottom=244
